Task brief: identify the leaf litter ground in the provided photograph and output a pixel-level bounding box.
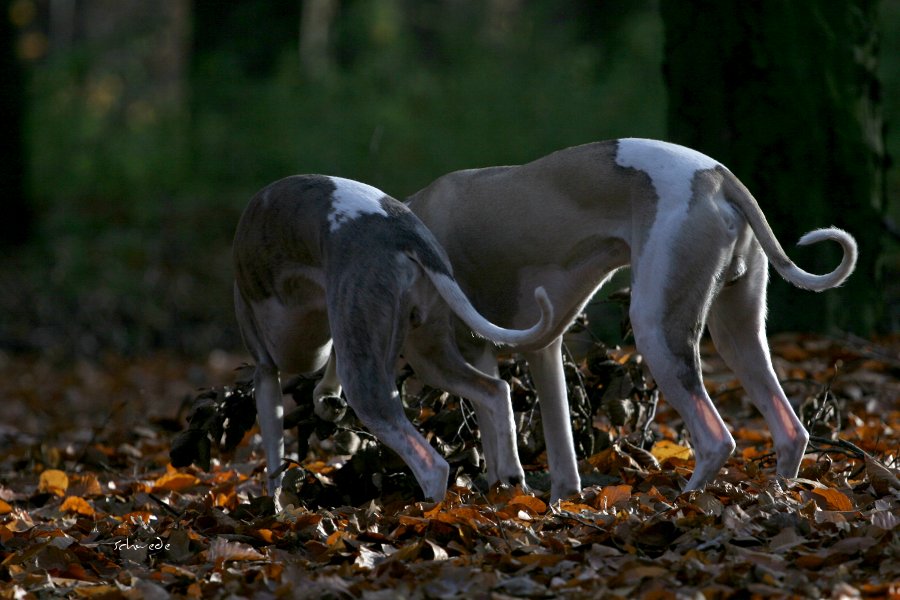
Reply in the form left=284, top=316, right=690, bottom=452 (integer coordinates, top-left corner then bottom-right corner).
left=1, top=333, right=898, bottom=599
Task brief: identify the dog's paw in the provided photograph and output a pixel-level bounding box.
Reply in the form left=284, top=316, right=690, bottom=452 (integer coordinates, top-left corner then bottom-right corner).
left=314, top=394, right=347, bottom=422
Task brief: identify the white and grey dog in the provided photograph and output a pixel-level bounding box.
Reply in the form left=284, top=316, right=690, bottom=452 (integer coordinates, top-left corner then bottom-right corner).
left=407, top=138, right=858, bottom=500
left=233, top=175, right=554, bottom=504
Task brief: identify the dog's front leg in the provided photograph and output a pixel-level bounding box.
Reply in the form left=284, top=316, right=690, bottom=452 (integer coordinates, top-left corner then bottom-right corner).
left=525, top=337, right=582, bottom=501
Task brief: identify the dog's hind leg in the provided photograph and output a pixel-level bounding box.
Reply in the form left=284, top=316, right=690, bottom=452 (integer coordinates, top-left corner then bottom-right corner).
left=629, top=237, right=736, bottom=491
left=329, top=286, right=450, bottom=501
left=404, top=325, right=526, bottom=491
left=524, top=337, right=582, bottom=501
left=707, top=255, right=809, bottom=480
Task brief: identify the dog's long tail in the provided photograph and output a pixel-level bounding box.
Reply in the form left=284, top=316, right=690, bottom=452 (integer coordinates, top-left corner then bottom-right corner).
left=721, top=168, right=858, bottom=291
left=402, top=228, right=554, bottom=346
left=424, top=268, right=555, bottom=346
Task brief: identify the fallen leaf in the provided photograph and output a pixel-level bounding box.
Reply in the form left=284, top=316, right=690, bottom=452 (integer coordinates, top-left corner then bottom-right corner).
left=38, top=469, right=69, bottom=496
left=60, top=496, right=96, bottom=517
left=508, top=494, right=547, bottom=515
left=207, top=538, right=266, bottom=564
left=152, top=471, right=201, bottom=493
left=651, top=440, right=692, bottom=463
left=67, top=473, right=103, bottom=498
left=865, top=455, right=900, bottom=496
left=808, top=488, right=853, bottom=511
left=870, top=510, right=899, bottom=531
left=593, top=484, right=632, bottom=510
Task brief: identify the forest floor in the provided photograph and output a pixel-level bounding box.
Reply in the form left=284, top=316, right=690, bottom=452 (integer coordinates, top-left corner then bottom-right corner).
left=0, top=333, right=898, bottom=599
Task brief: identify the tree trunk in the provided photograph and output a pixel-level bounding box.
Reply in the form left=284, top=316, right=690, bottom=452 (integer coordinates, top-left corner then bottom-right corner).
left=661, top=1, right=886, bottom=334
left=0, top=0, right=31, bottom=247
left=300, top=0, right=338, bottom=79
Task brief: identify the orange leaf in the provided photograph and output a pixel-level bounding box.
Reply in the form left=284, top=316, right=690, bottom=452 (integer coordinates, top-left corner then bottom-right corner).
left=651, top=440, right=692, bottom=463
left=304, top=461, right=335, bottom=475
left=558, top=500, right=596, bottom=514
left=594, top=485, right=633, bottom=510
left=423, top=502, right=445, bottom=520
left=614, top=351, right=634, bottom=365
left=152, top=471, right=200, bottom=493
left=434, top=506, right=489, bottom=526
left=809, top=488, right=854, bottom=511
left=734, top=427, right=771, bottom=444
left=741, top=446, right=767, bottom=461
left=68, top=473, right=103, bottom=497
left=255, top=528, right=275, bottom=543
left=215, top=491, right=238, bottom=511
left=509, top=494, right=548, bottom=515
left=60, top=495, right=96, bottom=517
left=38, top=469, right=69, bottom=496
left=326, top=530, right=344, bottom=547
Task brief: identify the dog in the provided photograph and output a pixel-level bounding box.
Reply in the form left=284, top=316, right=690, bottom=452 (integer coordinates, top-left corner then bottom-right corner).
left=232, top=174, right=555, bottom=505
left=406, top=138, right=858, bottom=500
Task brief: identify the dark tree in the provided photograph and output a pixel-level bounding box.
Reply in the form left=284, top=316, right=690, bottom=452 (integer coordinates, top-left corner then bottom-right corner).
left=0, top=0, right=31, bottom=247
left=661, top=1, right=887, bottom=334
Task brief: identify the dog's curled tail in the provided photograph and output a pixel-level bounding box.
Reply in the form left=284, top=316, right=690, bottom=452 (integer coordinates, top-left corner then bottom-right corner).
left=783, top=228, right=858, bottom=291
left=722, top=169, right=858, bottom=291
left=428, top=271, right=555, bottom=346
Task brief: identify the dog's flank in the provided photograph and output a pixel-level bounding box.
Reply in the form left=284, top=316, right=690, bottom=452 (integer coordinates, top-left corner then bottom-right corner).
left=233, top=174, right=554, bottom=506
left=407, top=137, right=857, bottom=499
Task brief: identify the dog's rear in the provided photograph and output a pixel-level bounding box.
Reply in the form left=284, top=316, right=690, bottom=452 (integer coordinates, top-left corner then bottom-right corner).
left=233, top=175, right=555, bottom=505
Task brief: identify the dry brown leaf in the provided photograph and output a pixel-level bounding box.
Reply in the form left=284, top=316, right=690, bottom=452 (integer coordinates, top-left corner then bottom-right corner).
left=871, top=510, right=900, bottom=531
left=1, top=336, right=898, bottom=598
left=67, top=473, right=103, bottom=497
left=207, top=537, right=266, bottom=564
left=865, top=454, right=900, bottom=496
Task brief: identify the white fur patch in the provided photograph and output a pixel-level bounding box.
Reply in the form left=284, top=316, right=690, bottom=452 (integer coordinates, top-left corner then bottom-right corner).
left=615, top=138, right=719, bottom=209
left=328, top=176, right=389, bottom=231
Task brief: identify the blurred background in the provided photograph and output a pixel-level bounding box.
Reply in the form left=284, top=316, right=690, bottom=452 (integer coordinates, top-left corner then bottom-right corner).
left=1, top=0, right=898, bottom=362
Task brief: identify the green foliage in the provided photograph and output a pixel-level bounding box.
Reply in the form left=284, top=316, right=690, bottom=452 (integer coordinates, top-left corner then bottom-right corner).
left=15, top=3, right=666, bottom=356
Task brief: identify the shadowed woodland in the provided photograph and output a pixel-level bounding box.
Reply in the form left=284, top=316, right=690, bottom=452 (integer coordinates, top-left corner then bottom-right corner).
left=1, top=1, right=899, bottom=598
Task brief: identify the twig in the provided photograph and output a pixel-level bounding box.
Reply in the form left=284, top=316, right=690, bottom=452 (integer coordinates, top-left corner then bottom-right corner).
left=807, top=435, right=870, bottom=460
left=148, top=492, right=182, bottom=519
left=836, top=332, right=900, bottom=370
left=75, top=399, right=127, bottom=467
